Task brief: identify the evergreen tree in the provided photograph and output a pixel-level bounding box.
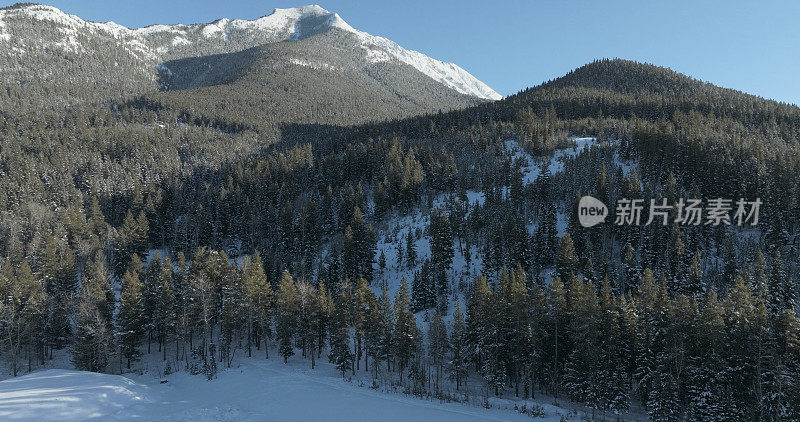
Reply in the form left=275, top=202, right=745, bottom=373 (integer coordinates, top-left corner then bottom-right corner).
left=767, top=250, right=787, bottom=315
left=155, top=259, right=175, bottom=361
left=71, top=254, right=114, bottom=372
left=427, top=312, right=449, bottom=393
left=556, top=234, right=578, bottom=282
left=394, top=278, right=417, bottom=383
left=685, top=249, right=704, bottom=297
left=219, top=262, right=244, bottom=368
left=0, top=261, right=46, bottom=377
left=448, top=300, right=470, bottom=391
left=376, top=283, right=395, bottom=374
left=242, top=251, right=273, bottom=359
left=118, top=269, right=145, bottom=370
left=405, top=229, right=417, bottom=268
left=275, top=271, right=299, bottom=363
left=429, top=209, right=454, bottom=273
left=316, top=283, right=333, bottom=360
left=622, top=243, right=639, bottom=294
left=296, top=281, right=320, bottom=368
left=329, top=292, right=354, bottom=377
left=71, top=288, right=113, bottom=372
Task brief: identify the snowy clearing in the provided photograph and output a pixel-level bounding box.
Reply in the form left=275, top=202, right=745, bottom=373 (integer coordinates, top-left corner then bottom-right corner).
left=0, top=359, right=570, bottom=421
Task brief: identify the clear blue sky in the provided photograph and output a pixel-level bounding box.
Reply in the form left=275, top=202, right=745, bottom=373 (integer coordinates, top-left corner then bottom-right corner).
left=5, top=0, right=799, bottom=104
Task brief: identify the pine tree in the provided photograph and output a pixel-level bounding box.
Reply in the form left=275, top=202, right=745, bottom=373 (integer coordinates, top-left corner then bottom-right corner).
left=448, top=300, right=470, bottom=391
left=405, top=229, right=417, bottom=268
left=556, top=234, right=578, bottom=282
left=316, top=283, right=333, bottom=360
left=428, top=312, right=449, bottom=393
left=242, top=251, right=273, bottom=359
left=394, top=278, right=417, bottom=383
left=155, top=259, right=175, bottom=361
left=685, top=249, right=704, bottom=297
left=71, top=253, right=114, bottom=373
left=547, top=275, right=568, bottom=397
left=376, top=283, right=395, bottom=374
left=563, top=276, right=599, bottom=406
left=622, top=242, right=639, bottom=294
left=353, top=278, right=372, bottom=371
left=296, top=281, right=320, bottom=368
left=722, top=277, right=762, bottom=420
left=220, top=260, right=245, bottom=368
left=143, top=252, right=163, bottom=354
left=596, top=277, right=630, bottom=414
left=343, top=207, right=377, bottom=282
left=329, top=292, right=354, bottom=377
left=118, top=269, right=145, bottom=370
left=186, top=251, right=217, bottom=371
left=767, top=250, right=787, bottom=315
left=429, top=209, right=454, bottom=273
left=467, top=275, right=491, bottom=380
left=750, top=250, right=768, bottom=300
left=71, top=288, right=113, bottom=373
left=0, top=261, right=46, bottom=377
left=83, top=253, right=115, bottom=335
left=275, top=270, right=299, bottom=363
left=687, top=290, right=726, bottom=421
left=41, top=237, right=76, bottom=353
left=364, top=283, right=384, bottom=378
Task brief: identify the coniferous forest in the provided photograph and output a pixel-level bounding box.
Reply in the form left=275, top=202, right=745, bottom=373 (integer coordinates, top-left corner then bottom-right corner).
left=1, top=4, right=799, bottom=421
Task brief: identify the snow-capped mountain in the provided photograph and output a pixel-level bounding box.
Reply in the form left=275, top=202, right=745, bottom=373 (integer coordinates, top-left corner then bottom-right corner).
left=132, top=5, right=502, bottom=100
left=0, top=3, right=501, bottom=103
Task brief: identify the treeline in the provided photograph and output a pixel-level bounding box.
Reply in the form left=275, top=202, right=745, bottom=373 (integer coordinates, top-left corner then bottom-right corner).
left=2, top=241, right=798, bottom=421
left=2, top=54, right=800, bottom=421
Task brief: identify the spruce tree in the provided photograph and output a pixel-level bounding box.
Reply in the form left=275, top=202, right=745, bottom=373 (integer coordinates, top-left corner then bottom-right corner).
left=429, top=209, right=454, bottom=273
left=118, top=269, right=145, bottom=370
left=71, top=288, right=113, bottom=373
left=296, top=281, right=320, bottom=368
left=71, top=253, right=114, bottom=373
left=242, top=252, right=273, bottom=359
left=376, top=283, right=395, bottom=374
left=448, top=300, right=470, bottom=391
left=0, top=261, right=46, bottom=377
left=316, top=283, right=333, bottom=360
left=275, top=270, right=299, bottom=363
left=394, top=278, right=416, bottom=383
left=556, top=234, right=578, bottom=282
left=329, top=293, right=354, bottom=377
left=155, top=260, right=175, bottom=361
left=405, top=229, right=417, bottom=268
left=427, top=312, right=449, bottom=393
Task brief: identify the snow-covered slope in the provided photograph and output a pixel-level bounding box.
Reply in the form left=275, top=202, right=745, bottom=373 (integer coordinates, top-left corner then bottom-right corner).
left=0, top=369, right=149, bottom=420
left=0, top=3, right=501, bottom=100
left=0, top=360, right=568, bottom=421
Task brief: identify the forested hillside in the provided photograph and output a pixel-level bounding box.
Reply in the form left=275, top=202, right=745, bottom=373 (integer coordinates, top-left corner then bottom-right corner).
left=1, top=28, right=799, bottom=421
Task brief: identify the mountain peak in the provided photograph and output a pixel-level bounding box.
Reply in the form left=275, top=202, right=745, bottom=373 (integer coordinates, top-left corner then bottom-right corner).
left=241, top=4, right=356, bottom=40
left=0, top=3, right=501, bottom=100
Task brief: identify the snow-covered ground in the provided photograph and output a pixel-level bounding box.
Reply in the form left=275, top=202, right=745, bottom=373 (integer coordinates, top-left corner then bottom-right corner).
left=372, top=137, right=596, bottom=301
left=0, top=357, right=571, bottom=421
left=505, top=136, right=598, bottom=185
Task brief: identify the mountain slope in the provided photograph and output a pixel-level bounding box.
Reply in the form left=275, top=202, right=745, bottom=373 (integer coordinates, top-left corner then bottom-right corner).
left=0, top=3, right=500, bottom=114
left=129, top=4, right=502, bottom=100
left=506, top=59, right=800, bottom=127
left=354, top=58, right=800, bottom=143
left=144, top=29, right=483, bottom=132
